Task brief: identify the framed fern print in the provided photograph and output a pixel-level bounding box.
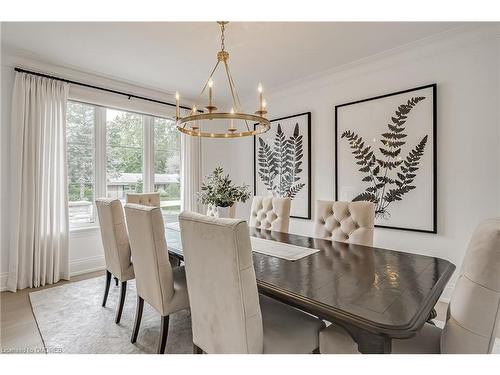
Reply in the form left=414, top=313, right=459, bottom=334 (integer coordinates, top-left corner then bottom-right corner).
left=254, top=112, right=311, bottom=219
left=335, top=84, right=437, bottom=233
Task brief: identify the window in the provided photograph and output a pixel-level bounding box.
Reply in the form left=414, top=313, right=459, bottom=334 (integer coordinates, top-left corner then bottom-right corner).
left=106, top=110, right=144, bottom=201
left=65, top=101, right=181, bottom=226
left=154, top=117, right=181, bottom=223
left=66, top=101, right=96, bottom=224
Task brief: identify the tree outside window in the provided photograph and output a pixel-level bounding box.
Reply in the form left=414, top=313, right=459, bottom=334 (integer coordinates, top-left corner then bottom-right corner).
left=154, top=117, right=181, bottom=223
left=106, top=109, right=144, bottom=201
left=66, top=101, right=95, bottom=223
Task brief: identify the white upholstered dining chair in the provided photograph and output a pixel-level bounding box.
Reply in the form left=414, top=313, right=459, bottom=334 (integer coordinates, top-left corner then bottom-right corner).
left=314, top=200, right=375, bottom=246
left=249, top=196, right=291, bottom=233
left=124, top=204, right=190, bottom=354
left=126, top=192, right=160, bottom=207
left=319, top=217, right=500, bottom=354
left=127, top=192, right=182, bottom=266
left=95, top=198, right=135, bottom=324
left=179, top=211, right=325, bottom=354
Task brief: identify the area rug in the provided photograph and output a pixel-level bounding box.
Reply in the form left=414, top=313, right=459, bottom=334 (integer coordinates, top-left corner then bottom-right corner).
left=29, top=276, right=192, bottom=354
left=29, top=276, right=500, bottom=354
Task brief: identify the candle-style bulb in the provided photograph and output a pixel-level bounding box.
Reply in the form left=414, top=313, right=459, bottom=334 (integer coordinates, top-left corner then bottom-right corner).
left=262, top=99, right=267, bottom=109
left=258, top=83, right=264, bottom=112
left=207, top=79, right=214, bottom=109
left=175, top=92, right=180, bottom=119
left=229, top=107, right=235, bottom=131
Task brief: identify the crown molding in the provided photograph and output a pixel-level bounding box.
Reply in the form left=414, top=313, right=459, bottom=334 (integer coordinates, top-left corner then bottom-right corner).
left=1, top=44, right=198, bottom=106
left=242, top=23, right=499, bottom=103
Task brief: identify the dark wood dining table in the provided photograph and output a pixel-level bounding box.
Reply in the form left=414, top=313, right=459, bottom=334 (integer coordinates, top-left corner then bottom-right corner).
left=165, top=224, right=455, bottom=354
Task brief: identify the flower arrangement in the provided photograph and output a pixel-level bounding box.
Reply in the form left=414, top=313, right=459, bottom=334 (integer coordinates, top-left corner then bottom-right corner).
left=197, top=167, right=251, bottom=208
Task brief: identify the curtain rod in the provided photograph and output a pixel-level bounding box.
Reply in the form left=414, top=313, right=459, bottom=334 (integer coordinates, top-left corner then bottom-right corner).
left=14, top=67, right=193, bottom=111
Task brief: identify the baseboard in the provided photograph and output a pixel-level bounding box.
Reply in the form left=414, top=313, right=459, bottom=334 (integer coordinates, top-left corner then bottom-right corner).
left=69, top=255, right=105, bottom=276
left=0, top=256, right=106, bottom=292
left=0, top=272, right=8, bottom=292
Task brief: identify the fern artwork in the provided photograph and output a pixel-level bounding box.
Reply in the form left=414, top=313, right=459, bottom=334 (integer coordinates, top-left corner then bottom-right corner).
left=254, top=112, right=311, bottom=219
left=335, top=85, right=436, bottom=233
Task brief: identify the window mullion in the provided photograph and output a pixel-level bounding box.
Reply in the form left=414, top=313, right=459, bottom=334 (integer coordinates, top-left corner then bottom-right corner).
left=143, top=115, right=154, bottom=193
left=95, top=106, right=107, bottom=200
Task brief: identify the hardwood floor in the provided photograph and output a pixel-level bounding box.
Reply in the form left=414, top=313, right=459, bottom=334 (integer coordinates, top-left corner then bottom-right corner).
left=0, top=271, right=104, bottom=353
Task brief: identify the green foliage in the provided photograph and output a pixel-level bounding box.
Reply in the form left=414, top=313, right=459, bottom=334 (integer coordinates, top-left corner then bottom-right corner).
left=342, top=96, right=428, bottom=218
left=197, top=167, right=251, bottom=207
left=66, top=102, right=95, bottom=197
left=156, top=183, right=180, bottom=200
left=66, top=103, right=181, bottom=203
left=257, top=123, right=305, bottom=199
left=154, top=118, right=181, bottom=174
left=135, top=179, right=143, bottom=193
left=106, top=111, right=143, bottom=179
left=68, top=183, right=93, bottom=202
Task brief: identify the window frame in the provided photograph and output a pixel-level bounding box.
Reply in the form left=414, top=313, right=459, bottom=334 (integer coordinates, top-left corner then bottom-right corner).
left=66, top=100, right=98, bottom=228
left=67, top=100, right=179, bottom=229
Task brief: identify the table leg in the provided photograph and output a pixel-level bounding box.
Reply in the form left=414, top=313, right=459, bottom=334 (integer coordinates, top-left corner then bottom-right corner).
left=338, top=322, right=392, bottom=354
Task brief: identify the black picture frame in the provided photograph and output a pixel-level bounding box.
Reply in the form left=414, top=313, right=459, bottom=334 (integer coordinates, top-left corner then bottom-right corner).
left=335, top=84, right=437, bottom=234
left=254, top=112, right=312, bottom=220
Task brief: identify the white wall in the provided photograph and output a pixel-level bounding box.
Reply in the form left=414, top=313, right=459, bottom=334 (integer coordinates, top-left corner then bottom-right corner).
left=231, top=25, right=500, bottom=299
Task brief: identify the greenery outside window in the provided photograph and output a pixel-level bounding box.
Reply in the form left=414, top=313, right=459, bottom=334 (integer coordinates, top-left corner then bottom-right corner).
left=66, top=102, right=96, bottom=224
left=154, top=117, right=181, bottom=223
left=66, top=100, right=180, bottom=227
left=106, top=109, right=144, bottom=201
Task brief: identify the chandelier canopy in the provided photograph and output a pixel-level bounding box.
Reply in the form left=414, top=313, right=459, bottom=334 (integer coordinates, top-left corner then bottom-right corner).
left=175, top=22, right=270, bottom=138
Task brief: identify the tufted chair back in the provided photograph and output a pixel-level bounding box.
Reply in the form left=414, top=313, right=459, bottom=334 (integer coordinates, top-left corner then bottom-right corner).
left=179, top=211, right=263, bottom=353
left=313, top=200, right=375, bottom=246
left=441, top=218, right=500, bottom=353
left=126, top=192, right=160, bottom=207
left=124, top=204, right=175, bottom=316
left=95, top=198, right=134, bottom=281
left=249, top=196, right=291, bottom=233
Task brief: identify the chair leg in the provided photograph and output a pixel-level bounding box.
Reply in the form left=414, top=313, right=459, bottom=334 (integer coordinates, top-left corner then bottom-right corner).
left=102, top=270, right=112, bottom=307
left=169, top=255, right=180, bottom=267
left=193, top=344, right=203, bottom=354
left=115, top=280, right=127, bottom=324
left=131, top=296, right=144, bottom=343
left=157, top=315, right=169, bottom=354
left=114, top=276, right=119, bottom=287
left=426, top=307, right=437, bottom=325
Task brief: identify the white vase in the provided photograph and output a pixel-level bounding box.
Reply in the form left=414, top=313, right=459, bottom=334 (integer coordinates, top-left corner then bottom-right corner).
left=206, top=203, right=236, bottom=218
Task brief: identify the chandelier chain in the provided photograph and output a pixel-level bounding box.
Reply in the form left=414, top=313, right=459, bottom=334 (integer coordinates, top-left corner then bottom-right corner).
left=220, top=22, right=226, bottom=51
left=176, top=21, right=270, bottom=138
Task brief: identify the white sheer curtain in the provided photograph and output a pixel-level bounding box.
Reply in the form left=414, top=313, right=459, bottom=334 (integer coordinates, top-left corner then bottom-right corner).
left=180, top=110, right=201, bottom=213
left=7, top=73, right=70, bottom=292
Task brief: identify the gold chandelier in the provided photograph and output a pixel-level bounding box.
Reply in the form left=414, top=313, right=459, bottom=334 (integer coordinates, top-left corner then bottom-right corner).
left=175, top=22, right=270, bottom=138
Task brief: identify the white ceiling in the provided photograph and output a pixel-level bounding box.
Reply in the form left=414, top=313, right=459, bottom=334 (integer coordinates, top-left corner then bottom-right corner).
left=2, top=22, right=470, bottom=102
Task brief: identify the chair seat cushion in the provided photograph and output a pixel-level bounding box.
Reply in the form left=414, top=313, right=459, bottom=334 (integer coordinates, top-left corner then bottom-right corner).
left=319, top=322, right=442, bottom=354
left=163, top=266, right=190, bottom=315
left=260, top=294, right=325, bottom=353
